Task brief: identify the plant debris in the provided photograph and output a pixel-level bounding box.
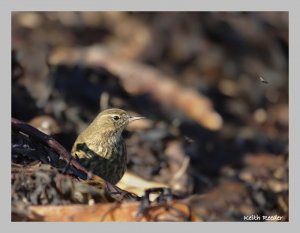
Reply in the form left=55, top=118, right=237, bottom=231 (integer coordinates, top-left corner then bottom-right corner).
left=12, top=12, right=288, bottom=222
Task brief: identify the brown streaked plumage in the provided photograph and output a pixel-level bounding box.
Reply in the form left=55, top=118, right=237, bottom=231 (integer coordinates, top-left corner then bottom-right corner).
left=71, top=108, right=144, bottom=184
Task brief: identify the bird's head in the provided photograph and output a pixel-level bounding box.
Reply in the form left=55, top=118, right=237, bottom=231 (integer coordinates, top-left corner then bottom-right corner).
left=93, top=108, right=144, bottom=135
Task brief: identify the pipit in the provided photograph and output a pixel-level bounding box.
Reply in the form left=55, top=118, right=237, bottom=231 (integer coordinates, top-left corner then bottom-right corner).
left=71, top=108, right=144, bottom=184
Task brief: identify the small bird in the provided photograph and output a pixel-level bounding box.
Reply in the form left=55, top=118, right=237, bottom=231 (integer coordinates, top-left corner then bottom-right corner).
left=71, top=108, right=144, bottom=184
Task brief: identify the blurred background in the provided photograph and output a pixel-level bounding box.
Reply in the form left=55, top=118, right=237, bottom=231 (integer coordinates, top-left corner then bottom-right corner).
left=12, top=12, right=288, bottom=221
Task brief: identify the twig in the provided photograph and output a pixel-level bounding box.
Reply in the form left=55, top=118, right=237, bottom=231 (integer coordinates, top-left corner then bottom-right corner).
left=12, top=117, right=90, bottom=179
left=100, top=91, right=110, bottom=110
left=49, top=46, right=223, bottom=131
left=170, top=156, right=190, bottom=185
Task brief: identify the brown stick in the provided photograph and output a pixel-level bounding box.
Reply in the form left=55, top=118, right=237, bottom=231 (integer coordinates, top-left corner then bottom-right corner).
left=49, top=46, right=223, bottom=131
left=12, top=117, right=96, bottom=180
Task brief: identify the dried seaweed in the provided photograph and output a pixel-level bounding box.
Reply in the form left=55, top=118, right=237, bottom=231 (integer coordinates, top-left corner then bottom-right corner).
left=11, top=12, right=289, bottom=222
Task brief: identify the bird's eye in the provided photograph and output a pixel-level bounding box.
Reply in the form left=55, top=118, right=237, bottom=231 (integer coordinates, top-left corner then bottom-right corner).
left=112, top=115, right=120, bottom=121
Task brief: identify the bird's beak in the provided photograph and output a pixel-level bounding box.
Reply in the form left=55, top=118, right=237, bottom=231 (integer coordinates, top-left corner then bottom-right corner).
left=129, top=116, right=145, bottom=122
